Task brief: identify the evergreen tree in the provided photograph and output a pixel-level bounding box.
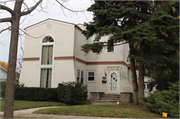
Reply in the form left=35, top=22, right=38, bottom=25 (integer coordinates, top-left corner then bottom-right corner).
left=81, top=1, right=179, bottom=105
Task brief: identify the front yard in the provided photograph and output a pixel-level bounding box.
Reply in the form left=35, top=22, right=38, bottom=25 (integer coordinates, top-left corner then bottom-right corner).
left=33, top=104, right=162, bottom=118
left=0, top=99, right=65, bottom=111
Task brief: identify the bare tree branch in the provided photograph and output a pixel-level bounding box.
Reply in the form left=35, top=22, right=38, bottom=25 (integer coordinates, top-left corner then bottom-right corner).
left=0, top=17, right=12, bottom=23
left=20, top=0, right=43, bottom=16
left=56, top=0, right=86, bottom=12
left=0, top=26, right=11, bottom=34
left=0, top=4, right=14, bottom=14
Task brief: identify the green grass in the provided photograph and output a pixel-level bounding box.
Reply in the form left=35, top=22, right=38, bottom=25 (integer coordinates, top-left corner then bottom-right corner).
left=1, top=100, right=65, bottom=111
left=33, top=104, right=162, bottom=118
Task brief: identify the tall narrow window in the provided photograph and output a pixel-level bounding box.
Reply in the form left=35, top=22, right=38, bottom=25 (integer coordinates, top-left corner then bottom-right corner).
left=107, top=39, right=114, bottom=53
left=40, top=68, right=52, bottom=88
left=41, top=45, right=53, bottom=65
left=77, top=69, right=84, bottom=83
left=40, top=36, right=54, bottom=88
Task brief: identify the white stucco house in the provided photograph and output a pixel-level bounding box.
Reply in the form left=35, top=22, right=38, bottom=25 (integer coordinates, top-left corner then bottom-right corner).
left=0, top=66, right=7, bottom=82
left=19, top=19, right=153, bottom=102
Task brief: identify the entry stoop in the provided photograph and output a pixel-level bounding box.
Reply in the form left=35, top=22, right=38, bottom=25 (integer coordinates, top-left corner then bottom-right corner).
left=90, top=92, right=133, bottom=104
left=98, top=94, right=121, bottom=104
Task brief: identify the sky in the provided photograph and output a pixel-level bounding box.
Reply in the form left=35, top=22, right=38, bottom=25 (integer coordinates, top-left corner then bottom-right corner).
left=0, top=0, right=94, bottom=63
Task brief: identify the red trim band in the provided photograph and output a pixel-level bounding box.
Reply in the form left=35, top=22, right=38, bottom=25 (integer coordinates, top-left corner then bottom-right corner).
left=54, top=57, right=74, bottom=60
left=23, top=56, right=129, bottom=67
left=23, top=58, right=39, bottom=61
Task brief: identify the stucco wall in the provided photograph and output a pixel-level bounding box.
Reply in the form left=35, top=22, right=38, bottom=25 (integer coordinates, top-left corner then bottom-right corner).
left=86, top=35, right=125, bottom=62
left=53, top=60, right=75, bottom=88
left=74, top=27, right=87, bottom=62
left=20, top=19, right=76, bottom=87
left=86, top=64, right=133, bottom=99
left=23, top=19, right=75, bottom=58
left=19, top=61, right=40, bottom=87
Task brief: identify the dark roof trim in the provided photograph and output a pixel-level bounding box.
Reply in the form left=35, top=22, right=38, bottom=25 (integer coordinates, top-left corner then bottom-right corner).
left=74, top=25, right=83, bottom=31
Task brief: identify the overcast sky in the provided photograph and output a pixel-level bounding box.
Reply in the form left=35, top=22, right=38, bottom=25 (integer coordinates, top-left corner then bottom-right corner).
left=0, top=0, right=94, bottom=63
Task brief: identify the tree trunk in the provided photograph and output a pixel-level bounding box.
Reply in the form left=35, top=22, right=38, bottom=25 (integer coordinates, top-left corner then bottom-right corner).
left=138, top=61, right=145, bottom=105
left=138, top=45, right=145, bottom=105
left=3, top=1, right=22, bottom=118
left=129, top=44, right=138, bottom=105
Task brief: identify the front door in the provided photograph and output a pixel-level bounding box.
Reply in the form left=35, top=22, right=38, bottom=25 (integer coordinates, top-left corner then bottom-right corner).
left=108, top=71, right=120, bottom=94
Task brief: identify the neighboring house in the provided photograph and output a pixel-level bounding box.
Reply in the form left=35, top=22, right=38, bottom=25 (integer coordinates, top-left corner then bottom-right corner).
left=144, top=76, right=156, bottom=97
left=19, top=19, right=153, bottom=102
left=0, top=66, right=7, bottom=82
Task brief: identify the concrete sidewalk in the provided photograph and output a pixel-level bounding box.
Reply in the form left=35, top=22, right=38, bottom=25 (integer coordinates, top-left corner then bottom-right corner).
left=0, top=106, right=124, bottom=119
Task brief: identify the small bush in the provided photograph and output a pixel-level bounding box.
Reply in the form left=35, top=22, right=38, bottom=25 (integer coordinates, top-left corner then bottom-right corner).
left=141, top=81, right=179, bottom=118
left=14, top=87, right=59, bottom=102
left=57, top=82, right=88, bottom=105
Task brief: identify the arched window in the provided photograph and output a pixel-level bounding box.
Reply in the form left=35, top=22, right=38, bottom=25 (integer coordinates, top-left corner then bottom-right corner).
left=41, top=36, right=54, bottom=65
left=42, top=36, right=54, bottom=43
left=40, top=36, right=54, bottom=88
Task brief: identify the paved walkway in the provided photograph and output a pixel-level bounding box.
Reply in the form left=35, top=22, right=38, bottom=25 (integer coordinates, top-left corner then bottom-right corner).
left=0, top=106, right=124, bottom=119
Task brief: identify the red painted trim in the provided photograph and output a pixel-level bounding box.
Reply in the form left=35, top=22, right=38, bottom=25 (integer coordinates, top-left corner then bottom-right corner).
left=74, top=25, right=83, bottom=31
left=76, top=58, right=87, bottom=65
left=54, top=57, right=74, bottom=60
left=87, top=61, right=128, bottom=66
left=55, top=57, right=129, bottom=66
left=23, top=58, right=39, bottom=61
left=25, top=56, right=129, bottom=67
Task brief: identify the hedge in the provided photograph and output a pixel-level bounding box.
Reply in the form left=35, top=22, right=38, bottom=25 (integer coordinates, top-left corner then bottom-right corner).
left=14, top=87, right=59, bottom=102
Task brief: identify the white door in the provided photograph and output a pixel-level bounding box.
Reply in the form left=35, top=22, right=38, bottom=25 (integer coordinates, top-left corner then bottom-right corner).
left=108, top=71, right=120, bottom=94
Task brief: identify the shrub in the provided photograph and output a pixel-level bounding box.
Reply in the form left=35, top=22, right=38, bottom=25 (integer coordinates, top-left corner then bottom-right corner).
left=1, top=81, right=24, bottom=98
left=141, top=81, right=179, bottom=118
left=57, top=82, right=88, bottom=105
left=14, top=87, right=59, bottom=102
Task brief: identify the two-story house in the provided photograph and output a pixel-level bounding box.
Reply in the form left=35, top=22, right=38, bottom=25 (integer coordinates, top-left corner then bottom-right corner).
left=19, top=19, right=137, bottom=103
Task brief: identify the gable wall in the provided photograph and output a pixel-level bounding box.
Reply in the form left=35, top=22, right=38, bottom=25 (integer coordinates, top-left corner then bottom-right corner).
left=20, top=19, right=76, bottom=87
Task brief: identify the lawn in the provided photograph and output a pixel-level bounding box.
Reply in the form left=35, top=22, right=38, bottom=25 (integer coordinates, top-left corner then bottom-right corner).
left=0, top=99, right=65, bottom=111
left=33, top=104, right=163, bottom=118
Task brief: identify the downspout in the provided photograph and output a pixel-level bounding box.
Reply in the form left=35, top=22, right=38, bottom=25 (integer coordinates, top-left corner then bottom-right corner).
left=74, top=25, right=77, bottom=81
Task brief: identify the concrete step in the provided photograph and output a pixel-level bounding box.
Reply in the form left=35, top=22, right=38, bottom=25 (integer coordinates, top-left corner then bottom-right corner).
left=100, top=98, right=120, bottom=100
left=97, top=100, right=121, bottom=104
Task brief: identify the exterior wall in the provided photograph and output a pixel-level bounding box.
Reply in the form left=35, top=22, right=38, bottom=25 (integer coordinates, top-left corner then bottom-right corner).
left=20, top=19, right=76, bottom=87
left=19, top=19, right=137, bottom=101
left=75, top=61, right=87, bottom=83
left=74, top=27, right=88, bottom=83
left=53, top=60, right=75, bottom=87
left=87, top=35, right=125, bottom=62
left=86, top=64, right=133, bottom=99
left=0, top=67, right=7, bottom=82
left=23, top=19, right=75, bottom=59
left=19, top=61, right=40, bottom=87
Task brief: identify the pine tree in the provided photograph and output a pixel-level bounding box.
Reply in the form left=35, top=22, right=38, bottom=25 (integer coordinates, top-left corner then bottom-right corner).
left=82, top=1, right=154, bottom=105
left=81, top=1, right=179, bottom=105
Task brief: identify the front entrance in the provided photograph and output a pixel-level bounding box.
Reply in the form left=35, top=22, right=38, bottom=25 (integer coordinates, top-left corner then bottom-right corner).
left=108, top=70, right=120, bottom=94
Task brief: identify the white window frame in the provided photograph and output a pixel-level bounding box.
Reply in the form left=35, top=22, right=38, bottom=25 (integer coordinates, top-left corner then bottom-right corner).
left=39, top=36, right=55, bottom=88
left=77, top=69, right=84, bottom=83
left=87, top=71, right=95, bottom=82
left=106, top=39, right=115, bottom=53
